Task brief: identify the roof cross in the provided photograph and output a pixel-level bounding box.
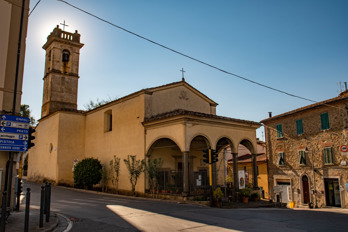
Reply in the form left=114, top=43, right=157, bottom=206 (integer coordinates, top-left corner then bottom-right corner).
left=60, top=20, right=69, bottom=31
left=180, top=68, right=186, bottom=79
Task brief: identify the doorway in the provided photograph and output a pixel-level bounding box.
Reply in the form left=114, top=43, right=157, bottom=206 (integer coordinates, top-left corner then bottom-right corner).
left=302, top=175, right=310, bottom=204
left=324, top=178, right=341, bottom=207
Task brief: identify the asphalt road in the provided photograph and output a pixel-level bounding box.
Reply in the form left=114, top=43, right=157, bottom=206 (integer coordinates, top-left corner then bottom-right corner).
left=24, top=181, right=348, bottom=232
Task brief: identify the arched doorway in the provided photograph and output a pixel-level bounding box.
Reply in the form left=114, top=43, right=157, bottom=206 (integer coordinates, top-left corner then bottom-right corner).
left=302, top=175, right=310, bottom=204
left=146, top=138, right=182, bottom=194
left=189, top=135, right=210, bottom=193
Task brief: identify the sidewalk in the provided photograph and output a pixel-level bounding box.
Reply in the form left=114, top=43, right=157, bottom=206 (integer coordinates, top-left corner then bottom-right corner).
left=2, top=207, right=69, bottom=232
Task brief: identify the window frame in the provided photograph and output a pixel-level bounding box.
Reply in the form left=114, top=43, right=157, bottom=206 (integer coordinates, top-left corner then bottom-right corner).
left=278, top=152, right=285, bottom=166
left=299, top=150, right=306, bottom=165
left=323, top=147, right=333, bottom=165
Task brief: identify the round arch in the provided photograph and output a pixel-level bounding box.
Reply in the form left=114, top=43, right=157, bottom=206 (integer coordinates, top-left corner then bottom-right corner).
left=146, top=136, right=183, bottom=155
left=145, top=137, right=183, bottom=193
left=187, top=133, right=212, bottom=151
left=238, top=138, right=256, bottom=155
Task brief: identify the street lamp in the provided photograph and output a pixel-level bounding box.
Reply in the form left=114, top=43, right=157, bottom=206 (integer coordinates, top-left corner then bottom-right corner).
left=306, top=146, right=318, bottom=208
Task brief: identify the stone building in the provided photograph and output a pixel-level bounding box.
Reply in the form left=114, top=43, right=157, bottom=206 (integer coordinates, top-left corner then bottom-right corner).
left=262, top=90, right=348, bottom=208
left=27, top=26, right=261, bottom=197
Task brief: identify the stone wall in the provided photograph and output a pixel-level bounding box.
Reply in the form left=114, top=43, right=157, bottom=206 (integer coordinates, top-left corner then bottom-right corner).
left=264, top=99, right=348, bottom=208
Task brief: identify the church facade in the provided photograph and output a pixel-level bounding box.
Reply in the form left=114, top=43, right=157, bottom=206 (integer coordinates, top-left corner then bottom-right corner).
left=28, top=26, right=261, bottom=195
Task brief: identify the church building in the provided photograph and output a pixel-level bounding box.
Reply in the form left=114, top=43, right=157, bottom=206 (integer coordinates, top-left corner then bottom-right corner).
left=28, top=26, right=261, bottom=196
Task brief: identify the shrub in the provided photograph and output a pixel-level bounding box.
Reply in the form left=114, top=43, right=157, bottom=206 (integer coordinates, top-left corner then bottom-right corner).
left=109, top=155, right=121, bottom=193
left=213, top=187, right=224, bottom=200
left=124, top=155, right=144, bottom=196
left=74, top=158, right=102, bottom=189
left=240, top=187, right=252, bottom=198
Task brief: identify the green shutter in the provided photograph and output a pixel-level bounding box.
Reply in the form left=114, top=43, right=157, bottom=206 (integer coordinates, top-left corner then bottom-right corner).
left=321, top=113, right=329, bottom=130
left=276, top=124, right=283, bottom=138
left=299, top=151, right=306, bottom=165
left=324, top=147, right=333, bottom=164
left=296, top=119, right=303, bottom=135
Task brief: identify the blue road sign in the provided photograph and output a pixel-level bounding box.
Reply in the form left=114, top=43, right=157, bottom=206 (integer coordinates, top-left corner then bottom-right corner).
left=0, top=114, right=30, bottom=152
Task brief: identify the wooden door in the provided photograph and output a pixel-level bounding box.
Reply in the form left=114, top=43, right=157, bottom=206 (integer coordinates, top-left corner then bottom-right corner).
left=302, top=175, right=310, bottom=204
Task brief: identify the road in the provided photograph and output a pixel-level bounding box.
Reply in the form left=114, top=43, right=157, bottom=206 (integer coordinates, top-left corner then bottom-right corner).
left=24, top=181, right=348, bottom=232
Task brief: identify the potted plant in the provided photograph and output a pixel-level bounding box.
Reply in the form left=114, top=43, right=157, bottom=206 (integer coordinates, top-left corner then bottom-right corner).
left=251, top=191, right=260, bottom=201
left=240, top=187, right=251, bottom=203
left=213, top=187, right=224, bottom=207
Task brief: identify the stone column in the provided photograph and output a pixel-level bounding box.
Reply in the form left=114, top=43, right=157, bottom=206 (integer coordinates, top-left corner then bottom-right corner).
left=232, top=153, right=238, bottom=192
left=252, top=154, right=258, bottom=189
left=183, top=151, right=190, bottom=195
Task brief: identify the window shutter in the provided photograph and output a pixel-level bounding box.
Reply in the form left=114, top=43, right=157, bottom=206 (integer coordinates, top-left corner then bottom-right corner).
left=324, top=147, right=333, bottom=164
left=321, top=113, right=329, bottom=130
left=276, top=124, right=283, bottom=138
left=296, top=119, right=303, bottom=135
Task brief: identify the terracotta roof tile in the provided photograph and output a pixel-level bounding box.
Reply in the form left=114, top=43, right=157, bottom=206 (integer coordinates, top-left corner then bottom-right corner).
left=261, top=91, right=348, bottom=123
left=144, top=109, right=261, bottom=125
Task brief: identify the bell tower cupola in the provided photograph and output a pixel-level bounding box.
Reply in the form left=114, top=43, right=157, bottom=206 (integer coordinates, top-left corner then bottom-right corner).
left=41, top=25, right=84, bottom=117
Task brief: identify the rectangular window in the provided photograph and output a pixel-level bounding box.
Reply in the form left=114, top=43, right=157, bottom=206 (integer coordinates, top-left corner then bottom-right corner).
left=296, top=119, right=303, bottom=135
left=321, top=112, right=330, bottom=130
left=276, top=124, right=283, bottom=138
left=299, top=151, right=306, bottom=165
left=323, top=147, right=333, bottom=164
left=278, top=152, right=285, bottom=166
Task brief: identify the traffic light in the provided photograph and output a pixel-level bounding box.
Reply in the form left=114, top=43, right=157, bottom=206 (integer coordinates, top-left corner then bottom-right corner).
left=28, top=127, right=36, bottom=149
left=211, top=149, right=218, bottom=163
left=202, top=149, right=210, bottom=163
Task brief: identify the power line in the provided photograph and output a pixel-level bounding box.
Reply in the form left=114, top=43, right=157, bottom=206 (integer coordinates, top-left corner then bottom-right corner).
left=29, top=0, right=42, bottom=17
left=56, top=0, right=345, bottom=112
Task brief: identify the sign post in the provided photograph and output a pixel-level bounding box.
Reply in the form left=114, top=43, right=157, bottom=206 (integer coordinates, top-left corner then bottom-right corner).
left=0, top=114, right=30, bottom=152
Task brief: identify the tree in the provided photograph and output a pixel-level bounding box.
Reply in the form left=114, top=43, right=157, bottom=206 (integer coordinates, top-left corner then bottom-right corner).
left=100, top=164, right=109, bottom=192
left=20, top=104, right=37, bottom=126
left=144, top=157, right=163, bottom=195
left=73, top=158, right=102, bottom=189
left=83, top=97, right=117, bottom=111
left=109, top=155, right=121, bottom=193
left=123, top=155, right=144, bottom=196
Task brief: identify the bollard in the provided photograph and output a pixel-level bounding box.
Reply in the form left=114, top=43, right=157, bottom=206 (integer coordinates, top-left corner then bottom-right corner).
left=45, top=182, right=51, bottom=222
left=1, top=191, right=7, bottom=232
left=24, top=188, right=31, bottom=232
left=15, top=178, right=22, bottom=211
left=39, top=186, right=45, bottom=228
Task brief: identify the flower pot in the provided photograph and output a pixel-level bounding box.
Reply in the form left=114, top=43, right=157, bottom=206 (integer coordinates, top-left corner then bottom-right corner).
left=242, top=197, right=249, bottom=203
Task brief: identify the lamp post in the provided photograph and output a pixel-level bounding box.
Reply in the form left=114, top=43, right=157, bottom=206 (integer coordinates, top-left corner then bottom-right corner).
left=307, top=146, right=318, bottom=208
left=311, top=150, right=318, bottom=208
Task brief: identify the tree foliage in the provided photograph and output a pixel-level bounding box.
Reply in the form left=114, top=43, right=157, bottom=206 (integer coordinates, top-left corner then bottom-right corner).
left=83, top=97, right=117, bottom=111
left=100, top=164, right=109, bottom=192
left=144, top=157, right=163, bottom=193
left=109, top=155, right=121, bottom=193
left=20, top=104, right=37, bottom=126
left=73, top=158, right=102, bottom=189
left=123, top=155, right=144, bottom=196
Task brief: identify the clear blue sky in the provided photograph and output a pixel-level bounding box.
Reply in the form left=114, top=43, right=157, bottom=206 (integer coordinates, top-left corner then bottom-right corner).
left=22, top=0, right=348, bottom=140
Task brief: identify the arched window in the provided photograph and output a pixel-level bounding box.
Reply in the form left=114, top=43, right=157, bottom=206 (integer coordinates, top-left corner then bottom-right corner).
left=62, top=50, right=70, bottom=62
left=104, top=110, right=112, bottom=132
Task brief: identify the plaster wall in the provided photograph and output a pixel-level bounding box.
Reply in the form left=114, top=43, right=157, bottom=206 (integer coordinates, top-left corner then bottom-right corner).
left=56, top=112, right=85, bottom=185
left=84, top=94, right=146, bottom=192
left=27, top=114, right=59, bottom=183
left=146, top=85, right=213, bottom=118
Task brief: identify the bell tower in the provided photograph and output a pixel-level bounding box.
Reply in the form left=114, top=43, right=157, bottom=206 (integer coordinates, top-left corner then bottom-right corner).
left=41, top=25, right=84, bottom=117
